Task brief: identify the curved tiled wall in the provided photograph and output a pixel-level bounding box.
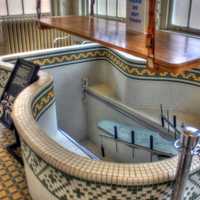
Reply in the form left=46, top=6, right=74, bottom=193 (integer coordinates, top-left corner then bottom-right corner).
left=10, top=70, right=200, bottom=200
left=1, top=44, right=200, bottom=199
left=3, top=43, right=200, bottom=86
left=3, top=43, right=200, bottom=127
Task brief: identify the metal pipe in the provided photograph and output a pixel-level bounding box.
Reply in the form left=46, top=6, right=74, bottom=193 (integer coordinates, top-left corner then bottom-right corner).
left=114, top=126, right=118, bottom=152
left=90, top=0, right=95, bottom=16
left=173, top=115, right=177, bottom=139
left=160, top=104, right=165, bottom=128
left=160, top=105, right=181, bottom=136
left=167, top=110, right=170, bottom=133
left=162, top=113, right=181, bottom=136
left=114, top=126, right=118, bottom=139
left=100, top=135, right=105, bottom=157
left=101, top=144, right=105, bottom=157
left=172, top=129, right=199, bottom=200
left=150, top=135, right=154, bottom=150
left=36, top=0, right=41, bottom=20
left=131, top=130, right=135, bottom=144
left=131, top=130, right=135, bottom=160
left=150, top=135, right=154, bottom=162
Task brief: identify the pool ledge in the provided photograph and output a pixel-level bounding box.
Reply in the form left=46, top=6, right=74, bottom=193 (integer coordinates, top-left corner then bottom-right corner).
left=11, top=71, right=200, bottom=187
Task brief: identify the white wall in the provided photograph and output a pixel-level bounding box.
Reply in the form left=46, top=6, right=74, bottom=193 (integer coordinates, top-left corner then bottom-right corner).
left=44, top=60, right=106, bottom=141
left=38, top=103, right=58, bottom=137
left=100, top=62, right=200, bottom=119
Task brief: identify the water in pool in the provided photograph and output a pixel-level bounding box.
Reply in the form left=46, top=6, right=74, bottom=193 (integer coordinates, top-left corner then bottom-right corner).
left=80, top=120, right=177, bottom=163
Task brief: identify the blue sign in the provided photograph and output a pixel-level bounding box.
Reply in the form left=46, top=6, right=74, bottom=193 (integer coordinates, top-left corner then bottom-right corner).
left=129, top=0, right=143, bottom=24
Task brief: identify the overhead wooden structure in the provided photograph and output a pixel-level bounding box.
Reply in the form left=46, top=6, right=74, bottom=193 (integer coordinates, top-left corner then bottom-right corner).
left=37, top=0, right=200, bottom=74
left=146, top=0, right=156, bottom=69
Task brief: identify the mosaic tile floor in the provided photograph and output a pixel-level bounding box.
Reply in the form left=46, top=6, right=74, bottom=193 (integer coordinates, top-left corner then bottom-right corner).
left=0, top=123, right=31, bottom=200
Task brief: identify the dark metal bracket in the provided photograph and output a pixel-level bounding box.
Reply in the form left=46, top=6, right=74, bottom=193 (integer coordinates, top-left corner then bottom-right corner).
left=6, top=128, right=23, bottom=165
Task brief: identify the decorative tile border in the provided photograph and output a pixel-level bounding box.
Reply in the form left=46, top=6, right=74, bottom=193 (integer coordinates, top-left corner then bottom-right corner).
left=3, top=44, right=200, bottom=87
left=22, top=140, right=200, bottom=200
left=22, top=141, right=174, bottom=200
left=17, top=46, right=200, bottom=87
left=31, top=83, right=55, bottom=120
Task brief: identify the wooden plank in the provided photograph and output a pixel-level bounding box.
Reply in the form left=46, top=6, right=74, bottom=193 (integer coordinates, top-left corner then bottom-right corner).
left=39, top=16, right=200, bottom=73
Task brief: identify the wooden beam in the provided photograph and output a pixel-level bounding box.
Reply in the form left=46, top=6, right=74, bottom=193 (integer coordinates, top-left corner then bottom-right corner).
left=146, top=0, right=157, bottom=70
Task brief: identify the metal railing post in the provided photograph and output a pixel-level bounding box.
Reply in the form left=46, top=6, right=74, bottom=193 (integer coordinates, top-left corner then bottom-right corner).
left=172, top=129, right=199, bottom=200
left=90, top=0, right=95, bottom=16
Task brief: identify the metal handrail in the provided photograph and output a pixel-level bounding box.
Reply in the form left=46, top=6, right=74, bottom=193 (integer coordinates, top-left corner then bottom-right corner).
left=53, top=36, right=89, bottom=47
left=86, top=88, right=176, bottom=141
left=53, top=36, right=71, bottom=47
left=172, top=127, right=200, bottom=200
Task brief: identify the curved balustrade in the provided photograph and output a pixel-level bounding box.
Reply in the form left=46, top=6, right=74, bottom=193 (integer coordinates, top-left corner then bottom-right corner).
left=1, top=44, right=200, bottom=199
